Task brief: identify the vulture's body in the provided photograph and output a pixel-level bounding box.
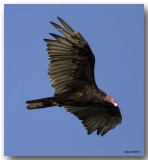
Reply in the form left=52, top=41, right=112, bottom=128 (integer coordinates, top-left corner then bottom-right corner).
left=26, top=17, right=122, bottom=136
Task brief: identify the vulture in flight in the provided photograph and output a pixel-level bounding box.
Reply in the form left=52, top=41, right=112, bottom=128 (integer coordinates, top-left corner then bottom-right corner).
left=26, top=17, right=122, bottom=136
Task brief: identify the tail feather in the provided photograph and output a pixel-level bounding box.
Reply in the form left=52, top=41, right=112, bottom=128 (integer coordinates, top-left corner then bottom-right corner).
left=26, top=97, right=57, bottom=110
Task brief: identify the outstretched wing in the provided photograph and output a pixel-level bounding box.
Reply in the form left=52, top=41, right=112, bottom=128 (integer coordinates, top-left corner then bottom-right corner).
left=65, top=103, right=122, bottom=136
left=44, top=17, right=97, bottom=95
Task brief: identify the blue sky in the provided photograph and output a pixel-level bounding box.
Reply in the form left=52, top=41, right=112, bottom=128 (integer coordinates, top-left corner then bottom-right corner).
left=4, top=4, right=144, bottom=156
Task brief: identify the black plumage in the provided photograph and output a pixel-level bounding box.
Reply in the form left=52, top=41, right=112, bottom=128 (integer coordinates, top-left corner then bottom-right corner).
left=26, top=17, right=122, bottom=136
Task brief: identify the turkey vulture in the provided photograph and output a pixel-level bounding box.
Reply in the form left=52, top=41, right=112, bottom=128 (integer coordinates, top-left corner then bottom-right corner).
left=26, top=17, right=122, bottom=136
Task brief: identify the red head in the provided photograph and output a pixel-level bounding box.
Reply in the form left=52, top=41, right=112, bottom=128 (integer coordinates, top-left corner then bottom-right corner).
left=106, top=95, right=117, bottom=107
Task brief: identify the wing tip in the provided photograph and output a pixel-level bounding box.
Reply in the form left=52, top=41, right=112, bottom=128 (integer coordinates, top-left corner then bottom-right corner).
left=44, top=39, right=49, bottom=42
left=57, top=16, right=61, bottom=21
left=50, top=21, right=55, bottom=25
left=49, top=33, right=55, bottom=37
left=101, top=132, right=106, bottom=137
left=87, top=130, right=92, bottom=135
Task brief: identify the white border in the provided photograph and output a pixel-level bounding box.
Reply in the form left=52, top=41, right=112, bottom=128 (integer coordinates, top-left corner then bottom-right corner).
left=1, top=1, right=147, bottom=160
left=1, top=0, right=147, bottom=4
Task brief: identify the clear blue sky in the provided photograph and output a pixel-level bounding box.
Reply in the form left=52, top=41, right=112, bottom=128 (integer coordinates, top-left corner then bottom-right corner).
left=4, top=4, right=144, bottom=156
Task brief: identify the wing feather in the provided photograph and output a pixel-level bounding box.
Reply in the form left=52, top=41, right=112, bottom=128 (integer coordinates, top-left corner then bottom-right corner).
left=45, top=17, right=96, bottom=95
left=57, top=17, right=75, bottom=34
left=49, top=33, right=73, bottom=46
left=45, top=39, right=72, bottom=49
left=50, top=22, right=71, bottom=37
left=64, top=104, right=122, bottom=136
left=47, top=45, right=72, bottom=51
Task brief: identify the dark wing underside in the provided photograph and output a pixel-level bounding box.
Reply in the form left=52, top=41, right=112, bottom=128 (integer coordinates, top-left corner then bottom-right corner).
left=65, top=103, right=122, bottom=136
left=44, top=17, right=97, bottom=95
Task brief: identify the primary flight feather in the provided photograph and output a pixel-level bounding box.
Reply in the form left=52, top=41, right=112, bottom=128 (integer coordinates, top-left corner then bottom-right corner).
left=26, top=17, right=122, bottom=136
